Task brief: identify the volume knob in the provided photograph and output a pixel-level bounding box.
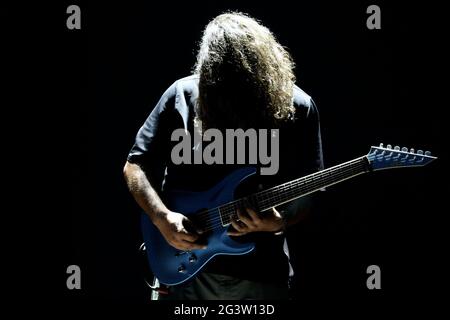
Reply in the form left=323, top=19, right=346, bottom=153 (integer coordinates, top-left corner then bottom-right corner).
left=178, top=264, right=186, bottom=273
left=189, top=254, right=197, bottom=263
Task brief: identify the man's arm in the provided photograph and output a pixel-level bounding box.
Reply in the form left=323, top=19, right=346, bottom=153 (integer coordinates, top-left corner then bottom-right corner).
left=123, top=161, right=205, bottom=250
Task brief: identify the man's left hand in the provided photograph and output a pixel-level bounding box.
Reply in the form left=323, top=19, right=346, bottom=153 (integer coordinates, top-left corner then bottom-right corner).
left=227, top=207, right=284, bottom=236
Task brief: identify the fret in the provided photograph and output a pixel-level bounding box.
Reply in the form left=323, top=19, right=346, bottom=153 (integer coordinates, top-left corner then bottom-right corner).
left=255, top=157, right=368, bottom=211
left=218, top=156, right=369, bottom=224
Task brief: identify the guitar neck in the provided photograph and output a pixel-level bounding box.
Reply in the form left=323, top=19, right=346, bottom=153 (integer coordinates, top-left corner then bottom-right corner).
left=219, top=156, right=370, bottom=225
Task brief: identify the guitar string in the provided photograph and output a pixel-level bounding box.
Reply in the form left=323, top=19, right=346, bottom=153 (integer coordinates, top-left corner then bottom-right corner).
left=191, top=158, right=365, bottom=224
left=196, top=161, right=366, bottom=231
left=254, top=158, right=366, bottom=208
left=199, top=163, right=366, bottom=232
left=251, top=157, right=366, bottom=203
left=197, top=162, right=366, bottom=232
left=205, top=162, right=366, bottom=230
left=189, top=157, right=365, bottom=222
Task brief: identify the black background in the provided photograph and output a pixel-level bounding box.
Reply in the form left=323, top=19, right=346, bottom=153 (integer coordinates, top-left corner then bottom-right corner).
left=8, top=0, right=447, bottom=308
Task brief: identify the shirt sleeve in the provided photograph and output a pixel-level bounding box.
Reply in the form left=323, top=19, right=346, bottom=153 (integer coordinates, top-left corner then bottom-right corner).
left=304, top=97, right=325, bottom=172
left=126, top=83, right=177, bottom=186
left=279, top=97, right=325, bottom=216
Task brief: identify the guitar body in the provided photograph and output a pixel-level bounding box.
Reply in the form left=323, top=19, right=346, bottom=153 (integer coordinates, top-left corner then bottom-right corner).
left=140, top=144, right=436, bottom=286
left=141, top=167, right=257, bottom=286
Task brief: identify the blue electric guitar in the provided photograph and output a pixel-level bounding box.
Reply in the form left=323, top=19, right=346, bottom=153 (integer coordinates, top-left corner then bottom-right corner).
left=141, top=144, right=436, bottom=285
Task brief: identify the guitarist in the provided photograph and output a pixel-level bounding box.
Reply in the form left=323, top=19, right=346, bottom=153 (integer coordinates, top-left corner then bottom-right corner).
left=123, top=12, right=324, bottom=300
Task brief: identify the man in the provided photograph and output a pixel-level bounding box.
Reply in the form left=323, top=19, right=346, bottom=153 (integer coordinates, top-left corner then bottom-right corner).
left=123, top=12, right=324, bottom=300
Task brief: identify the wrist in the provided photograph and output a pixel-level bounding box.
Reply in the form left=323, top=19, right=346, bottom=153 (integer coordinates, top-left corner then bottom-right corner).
left=153, top=209, right=170, bottom=227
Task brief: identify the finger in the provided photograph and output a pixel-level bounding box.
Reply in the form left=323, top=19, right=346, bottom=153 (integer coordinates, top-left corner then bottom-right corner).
left=179, top=240, right=207, bottom=250
left=183, top=218, right=204, bottom=235
left=237, top=209, right=256, bottom=228
left=180, top=231, right=199, bottom=242
left=227, top=230, right=246, bottom=236
left=231, top=219, right=247, bottom=232
left=246, top=207, right=261, bottom=223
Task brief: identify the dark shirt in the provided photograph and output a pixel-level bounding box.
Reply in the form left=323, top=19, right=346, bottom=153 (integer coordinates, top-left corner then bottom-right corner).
left=127, top=75, right=324, bottom=283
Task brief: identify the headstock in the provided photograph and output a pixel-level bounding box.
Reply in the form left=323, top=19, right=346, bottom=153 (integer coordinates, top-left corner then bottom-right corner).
left=366, top=143, right=437, bottom=171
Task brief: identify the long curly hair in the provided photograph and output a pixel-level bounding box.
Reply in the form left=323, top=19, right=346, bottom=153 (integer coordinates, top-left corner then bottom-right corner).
left=194, top=12, right=296, bottom=130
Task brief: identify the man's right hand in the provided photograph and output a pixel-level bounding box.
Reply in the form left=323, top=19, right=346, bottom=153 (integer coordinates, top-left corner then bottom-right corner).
left=154, top=211, right=206, bottom=251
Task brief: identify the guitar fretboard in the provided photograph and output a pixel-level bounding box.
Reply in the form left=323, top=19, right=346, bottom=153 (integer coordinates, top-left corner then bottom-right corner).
left=218, top=156, right=369, bottom=225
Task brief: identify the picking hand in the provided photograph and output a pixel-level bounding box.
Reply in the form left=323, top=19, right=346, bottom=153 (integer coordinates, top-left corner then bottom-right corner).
left=155, top=211, right=206, bottom=250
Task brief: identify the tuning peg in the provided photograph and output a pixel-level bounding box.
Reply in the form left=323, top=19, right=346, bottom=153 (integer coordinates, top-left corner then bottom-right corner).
left=401, top=147, right=408, bottom=152
left=410, top=148, right=415, bottom=153
left=417, top=150, right=423, bottom=155
left=387, top=144, right=392, bottom=149
left=379, top=143, right=384, bottom=147
left=425, top=151, right=431, bottom=156
left=394, top=146, right=400, bottom=150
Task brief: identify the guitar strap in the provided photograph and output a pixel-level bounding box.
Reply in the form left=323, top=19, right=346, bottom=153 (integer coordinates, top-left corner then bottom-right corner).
left=140, top=242, right=170, bottom=300
left=149, top=276, right=170, bottom=300
left=283, top=237, right=294, bottom=279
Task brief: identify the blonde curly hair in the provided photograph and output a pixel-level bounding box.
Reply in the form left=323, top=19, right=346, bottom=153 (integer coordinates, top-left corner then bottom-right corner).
left=194, top=12, right=296, bottom=130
